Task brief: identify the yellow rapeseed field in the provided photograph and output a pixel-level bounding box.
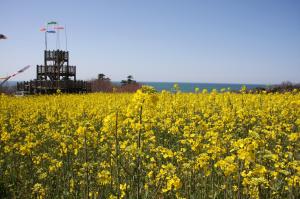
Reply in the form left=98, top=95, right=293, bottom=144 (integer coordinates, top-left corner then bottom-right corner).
left=0, top=87, right=299, bottom=198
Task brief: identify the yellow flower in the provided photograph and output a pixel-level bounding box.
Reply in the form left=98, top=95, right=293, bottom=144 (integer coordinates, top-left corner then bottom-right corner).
left=97, top=170, right=111, bottom=185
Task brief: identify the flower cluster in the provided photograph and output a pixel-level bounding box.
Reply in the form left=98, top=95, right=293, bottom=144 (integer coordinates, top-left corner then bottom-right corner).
left=0, top=87, right=299, bottom=198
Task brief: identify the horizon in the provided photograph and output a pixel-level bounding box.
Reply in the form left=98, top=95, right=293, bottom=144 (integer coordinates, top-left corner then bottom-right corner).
left=3, top=80, right=274, bottom=87
left=1, top=0, right=300, bottom=84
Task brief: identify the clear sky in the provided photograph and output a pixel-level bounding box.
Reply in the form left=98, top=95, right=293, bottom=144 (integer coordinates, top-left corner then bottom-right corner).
left=0, top=0, right=299, bottom=84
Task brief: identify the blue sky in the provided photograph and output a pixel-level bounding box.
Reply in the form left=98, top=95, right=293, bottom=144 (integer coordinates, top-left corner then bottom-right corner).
left=0, top=0, right=299, bottom=84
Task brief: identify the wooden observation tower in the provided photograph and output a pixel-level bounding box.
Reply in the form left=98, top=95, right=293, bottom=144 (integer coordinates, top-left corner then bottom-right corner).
left=17, top=22, right=90, bottom=94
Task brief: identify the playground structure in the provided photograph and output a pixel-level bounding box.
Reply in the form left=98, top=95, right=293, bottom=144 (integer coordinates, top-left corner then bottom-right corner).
left=17, top=22, right=90, bottom=94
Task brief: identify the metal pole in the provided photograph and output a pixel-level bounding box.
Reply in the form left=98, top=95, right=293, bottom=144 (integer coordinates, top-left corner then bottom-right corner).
left=45, top=31, right=47, bottom=50
left=65, top=24, right=68, bottom=51
left=56, top=23, right=60, bottom=49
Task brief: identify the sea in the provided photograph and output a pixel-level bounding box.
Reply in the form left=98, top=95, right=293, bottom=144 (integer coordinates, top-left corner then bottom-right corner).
left=5, top=81, right=266, bottom=93
left=140, top=82, right=266, bottom=92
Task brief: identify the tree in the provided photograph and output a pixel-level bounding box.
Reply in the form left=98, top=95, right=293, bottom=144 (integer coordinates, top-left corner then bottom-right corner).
left=121, top=75, right=136, bottom=86
left=90, top=74, right=113, bottom=92
left=127, top=75, right=133, bottom=83
left=98, top=73, right=105, bottom=80
left=97, top=73, right=110, bottom=81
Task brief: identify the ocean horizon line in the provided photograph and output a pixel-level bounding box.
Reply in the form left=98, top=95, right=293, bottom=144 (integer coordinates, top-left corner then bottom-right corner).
left=138, top=81, right=267, bottom=86
left=6, top=80, right=285, bottom=86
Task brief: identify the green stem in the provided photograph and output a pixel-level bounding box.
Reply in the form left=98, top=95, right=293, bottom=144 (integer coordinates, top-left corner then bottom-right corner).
left=137, top=105, right=143, bottom=199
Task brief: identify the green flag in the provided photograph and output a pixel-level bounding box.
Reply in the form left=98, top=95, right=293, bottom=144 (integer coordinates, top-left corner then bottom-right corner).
left=47, top=21, right=57, bottom=25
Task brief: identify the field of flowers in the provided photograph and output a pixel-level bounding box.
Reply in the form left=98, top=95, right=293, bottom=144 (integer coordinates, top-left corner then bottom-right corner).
left=0, top=87, right=299, bottom=199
